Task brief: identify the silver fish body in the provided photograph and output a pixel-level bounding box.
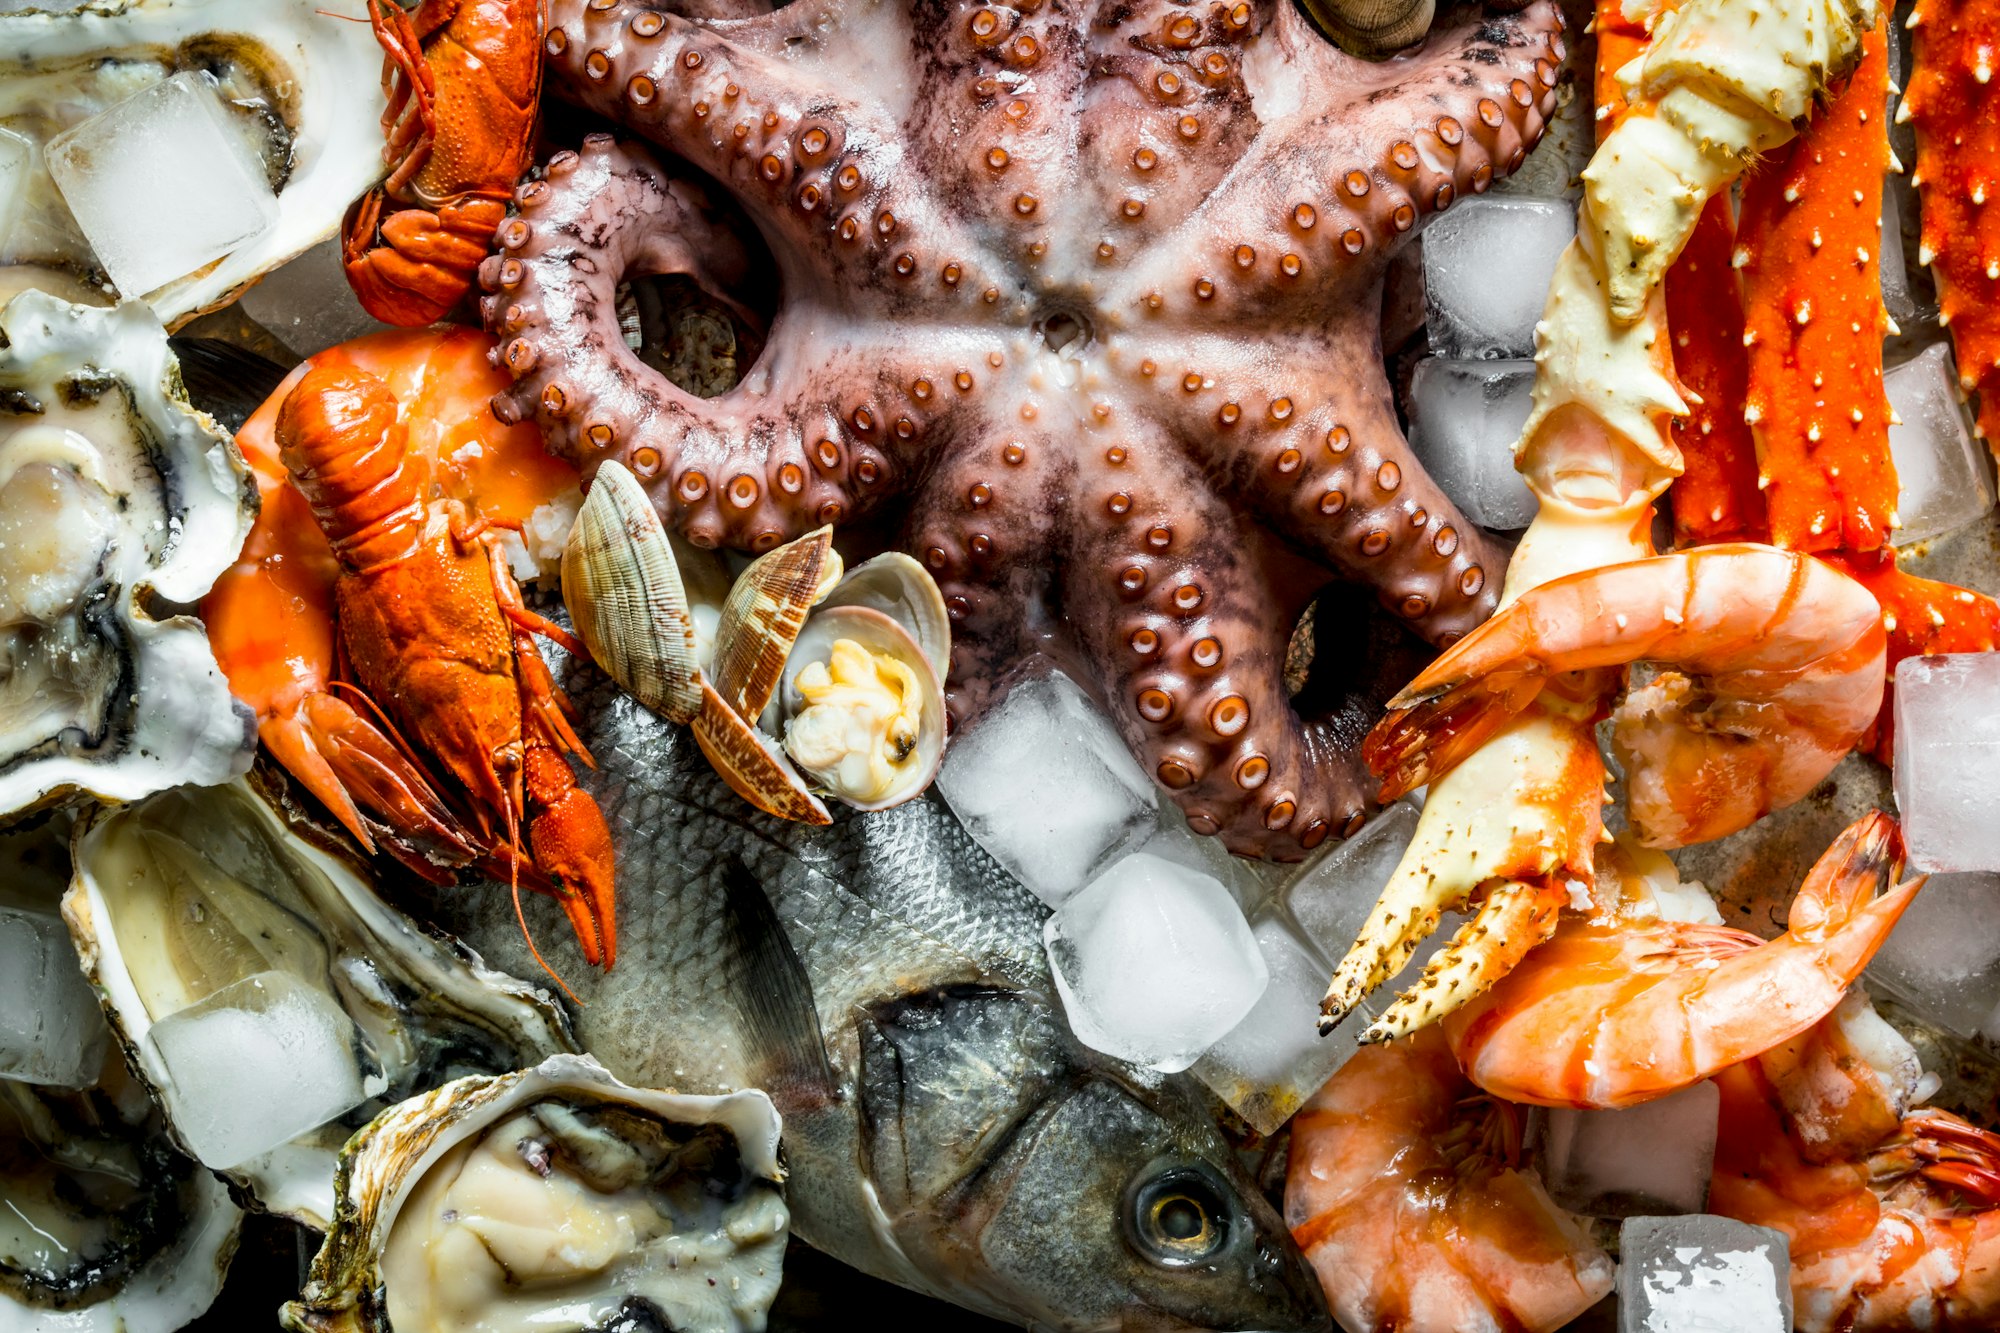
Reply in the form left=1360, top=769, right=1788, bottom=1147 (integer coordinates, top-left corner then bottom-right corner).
left=435, top=664, right=1329, bottom=1333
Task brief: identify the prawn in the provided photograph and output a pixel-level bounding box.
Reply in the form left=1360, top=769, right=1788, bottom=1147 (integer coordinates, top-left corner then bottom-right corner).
left=1711, top=1032, right=2000, bottom=1332
left=1441, top=811, right=1922, bottom=1109
left=1364, top=544, right=1887, bottom=849
left=1285, top=1025, right=1614, bottom=1333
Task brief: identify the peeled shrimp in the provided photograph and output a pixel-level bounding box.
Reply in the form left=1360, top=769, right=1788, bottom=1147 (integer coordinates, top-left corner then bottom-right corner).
left=1285, top=1026, right=1614, bottom=1333
left=1365, top=544, right=1886, bottom=848
left=1711, top=1033, right=2000, bottom=1333
left=1442, top=812, right=1921, bottom=1109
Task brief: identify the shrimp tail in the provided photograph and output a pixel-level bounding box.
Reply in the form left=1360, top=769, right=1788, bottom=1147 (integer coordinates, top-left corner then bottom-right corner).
left=1360, top=877, right=1568, bottom=1044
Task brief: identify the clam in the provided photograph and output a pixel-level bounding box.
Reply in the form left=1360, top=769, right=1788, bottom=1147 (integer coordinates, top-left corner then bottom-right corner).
left=282, top=1054, right=788, bottom=1333
left=67, top=776, right=578, bottom=1228
left=0, top=292, right=258, bottom=820
left=563, top=486, right=951, bottom=820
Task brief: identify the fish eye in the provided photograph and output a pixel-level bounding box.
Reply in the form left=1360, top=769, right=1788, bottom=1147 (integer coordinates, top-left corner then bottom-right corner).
left=1124, top=1161, right=1233, bottom=1267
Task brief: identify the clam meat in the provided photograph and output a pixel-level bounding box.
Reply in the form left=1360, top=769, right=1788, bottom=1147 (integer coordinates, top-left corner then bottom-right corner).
left=0, top=292, right=257, bottom=820
left=67, top=775, right=578, bottom=1228
left=284, top=1055, right=788, bottom=1333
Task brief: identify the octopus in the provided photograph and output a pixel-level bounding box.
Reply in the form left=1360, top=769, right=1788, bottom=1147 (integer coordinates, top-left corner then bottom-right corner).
left=479, top=0, right=1565, bottom=859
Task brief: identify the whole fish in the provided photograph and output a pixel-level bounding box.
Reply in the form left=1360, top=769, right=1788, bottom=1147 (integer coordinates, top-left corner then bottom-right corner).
left=432, top=660, right=1329, bottom=1333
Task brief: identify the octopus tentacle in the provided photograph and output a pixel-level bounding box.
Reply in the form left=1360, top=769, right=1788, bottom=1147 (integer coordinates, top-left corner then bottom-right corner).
left=1107, top=0, right=1565, bottom=323
left=1134, top=323, right=1501, bottom=645
left=545, top=0, right=1008, bottom=314
left=479, top=135, right=990, bottom=546
left=1064, top=423, right=1367, bottom=860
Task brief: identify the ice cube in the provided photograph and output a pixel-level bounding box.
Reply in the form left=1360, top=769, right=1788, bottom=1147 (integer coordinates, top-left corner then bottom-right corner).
left=0, top=128, right=31, bottom=256
left=236, top=239, right=394, bottom=357
left=1864, top=870, right=2000, bottom=1038
left=1045, top=852, right=1269, bottom=1072
left=1423, top=198, right=1575, bottom=359
left=1408, top=358, right=1540, bottom=530
left=0, top=903, right=108, bottom=1088
left=46, top=71, right=279, bottom=301
left=1616, top=1215, right=1792, bottom=1333
left=144, top=969, right=367, bottom=1170
left=1139, top=802, right=1281, bottom=915
left=1536, top=1081, right=1720, bottom=1219
left=1886, top=343, right=1993, bottom=546
left=1894, top=654, right=2000, bottom=872
left=1191, top=912, right=1349, bottom=1133
left=1281, top=800, right=1421, bottom=963
left=938, top=671, right=1158, bottom=906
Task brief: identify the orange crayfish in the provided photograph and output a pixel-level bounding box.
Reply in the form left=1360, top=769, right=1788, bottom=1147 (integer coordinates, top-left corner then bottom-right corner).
left=204, top=328, right=616, bottom=974
left=342, top=0, right=543, bottom=326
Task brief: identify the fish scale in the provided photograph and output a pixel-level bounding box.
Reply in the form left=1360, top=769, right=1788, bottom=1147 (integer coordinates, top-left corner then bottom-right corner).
left=435, top=633, right=1328, bottom=1332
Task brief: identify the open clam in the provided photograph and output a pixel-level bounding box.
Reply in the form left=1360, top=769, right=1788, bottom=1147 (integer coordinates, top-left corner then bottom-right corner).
left=0, top=0, right=386, bottom=323
left=561, top=471, right=950, bottom=820
left=0, top=292, right=257, bottom=820
left=283, top=1054, right=788, bottom=1333
left=66, top=776, right=577, bottom=1228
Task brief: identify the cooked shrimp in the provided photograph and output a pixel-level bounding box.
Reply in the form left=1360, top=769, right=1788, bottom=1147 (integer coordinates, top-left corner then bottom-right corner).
left=1711, top=1045, right=2000, bottom=1332
left=1285, top=1026, right=1614, bottom=1333
left=1442, top=812, right=1921, bottom=1109
left=1365, top=544, right=1886, bottom=848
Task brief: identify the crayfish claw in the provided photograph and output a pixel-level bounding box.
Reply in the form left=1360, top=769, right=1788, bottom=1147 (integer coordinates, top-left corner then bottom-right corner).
left=1362, top=877, right=1567, bottom=1045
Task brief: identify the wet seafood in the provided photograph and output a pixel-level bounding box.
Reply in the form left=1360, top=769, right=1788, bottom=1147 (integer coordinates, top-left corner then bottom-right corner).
left=67, top=776, right=576, bottom=1228
left=200, top=328, right=614, bottom=969
left=1319, top=0, right=1881, bottom=1040
left=0, top=292, right=256, bottom=819
left=284, top=1055, right=786, bottom=1333
left=1905, top=0, right=2000, bottom=449
left=563, top=483, right=950, bottom=819
left=341, top=0, right=543, bottom=326
left=1712, top=1048, right=2000, bottom=1331
left=1285, top=1025, right=1614, bottom=1333
left=431, top=657, right=1329, bottom=1332
left=0, top=0, right=386, bottom=323
left=1366, top=545, right=1888, bottom=850
left=1442, top=811, right=1920, bottom=1109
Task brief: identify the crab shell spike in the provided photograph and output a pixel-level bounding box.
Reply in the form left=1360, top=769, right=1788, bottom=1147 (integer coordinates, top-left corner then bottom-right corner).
left=816, top=552, right=952, bottom=678
left=692, top=678, right=834, bottom=825
left=778, top=606, right=947, bottom=812
left=280, top=1053, right=787, bottom=1333
left=709, top=525, right=842, bottom=723
left=561, top=460, right=702, bottom=724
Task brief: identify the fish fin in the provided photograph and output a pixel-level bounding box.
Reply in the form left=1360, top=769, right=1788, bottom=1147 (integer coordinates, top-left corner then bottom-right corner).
left=719, top=854, right=838, bottom=1106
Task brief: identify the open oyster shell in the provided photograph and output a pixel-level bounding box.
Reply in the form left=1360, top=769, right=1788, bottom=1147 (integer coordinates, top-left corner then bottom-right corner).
left=0, top=292, right=257, bottom=819
left=66, top=776, right=578, bottom=1228
left=1, top=819, right=241, bottom=1333
left=284, top=1055, right=789, bottom=1333
left=0, top=0, right=386, bottom=323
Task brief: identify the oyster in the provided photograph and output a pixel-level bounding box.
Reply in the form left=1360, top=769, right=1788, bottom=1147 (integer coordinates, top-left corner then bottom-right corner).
left=0, top=0, right=386, bottom=323
left=284, top=1055, right=789, bottom=1333
left=0, top=292, right=257, bottom=819
left=67, top=776, right=578, bottom=1228
left=1, top=820, right=241, bottom=1333
left=562, top=481, right=949, bottom=817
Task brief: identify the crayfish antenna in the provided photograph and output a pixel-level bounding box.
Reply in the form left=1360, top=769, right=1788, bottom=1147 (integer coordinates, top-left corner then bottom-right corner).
left=501, top=785, right=583, bottom=1007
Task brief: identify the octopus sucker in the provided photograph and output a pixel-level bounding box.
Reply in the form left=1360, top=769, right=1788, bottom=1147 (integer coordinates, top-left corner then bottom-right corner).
left=486, top=0, right=1565, bottom=856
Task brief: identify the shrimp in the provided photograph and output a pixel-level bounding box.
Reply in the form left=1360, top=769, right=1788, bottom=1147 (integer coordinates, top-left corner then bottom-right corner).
left=1364, top=544, right=1887, bottom=849
left=1711, top=1028, right=2000, bottom=1333
left=1441, top=811, right=1922, bottom=1109
left=1285, top=1026, right=1614, bottom=1333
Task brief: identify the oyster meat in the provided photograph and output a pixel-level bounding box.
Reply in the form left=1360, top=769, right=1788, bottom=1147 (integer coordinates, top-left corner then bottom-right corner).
left=0, top=0, right=386, bottom=322
left=285, top=1054, right=788, bottom=1333
left=0, top=292, right=256, bottom=818
left=67, top=776, right=578, bottom=1227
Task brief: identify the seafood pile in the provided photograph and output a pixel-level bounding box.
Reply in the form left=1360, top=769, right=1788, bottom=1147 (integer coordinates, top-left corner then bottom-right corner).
left=4, top=0, right=2000, bottom=1329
